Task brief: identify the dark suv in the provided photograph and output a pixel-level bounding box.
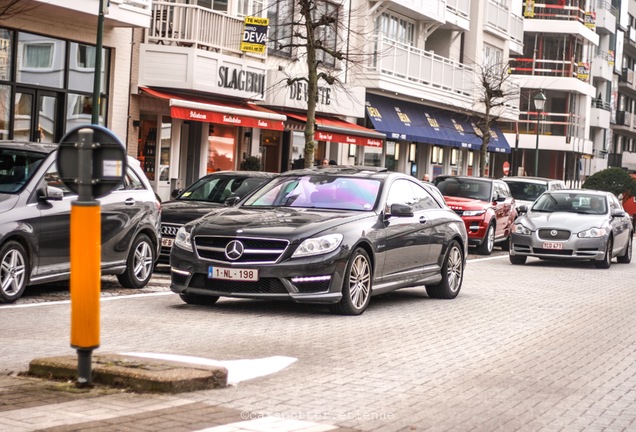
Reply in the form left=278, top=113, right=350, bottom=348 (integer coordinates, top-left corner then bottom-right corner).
left=0, top=141, right=161, bottom=303
left=433, top=175, right=517, bottom=255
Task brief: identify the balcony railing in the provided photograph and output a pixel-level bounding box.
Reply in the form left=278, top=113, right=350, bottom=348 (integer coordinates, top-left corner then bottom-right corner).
left=591, top=98, right=611, bottom=111
left=147, top=1, right=249, bottom=55
left=509, top=57, right=576, bottom=77
left=446, top=0, right=470, bottom=19
left=523, top=0, right=586, bottom=24
left=509, top=13, right=524, bottom=46
left=596, top=0, right=617, bottom=17
left=517, top=111, right=583, bottom=138
left=369, top=34, right=474, bottom=97
left=485, top=0, right=509, bottom=33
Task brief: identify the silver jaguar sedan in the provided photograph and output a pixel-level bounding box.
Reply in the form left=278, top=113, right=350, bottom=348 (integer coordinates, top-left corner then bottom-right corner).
left=509, top=189, right=633, bottom=268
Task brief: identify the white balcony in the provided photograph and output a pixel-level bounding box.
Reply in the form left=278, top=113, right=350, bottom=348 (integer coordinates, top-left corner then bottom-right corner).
left=509, top=13, right=524, bottom=55
left=355, top=35, right=475, bottom=110
left=591, top=50, right=614, bottom=82
left=33, top=0, right=151, bottom=28
left=444, top=0, right=470, bottom=31
left=146, top=2, right=254, bottom=56
left=593, top=0, right=617, bottom=35
left=484, top=0, right=509, bottom=37
left=590, top=103, right=610, bottom=129
left=381, top=0, right=446, bottom=23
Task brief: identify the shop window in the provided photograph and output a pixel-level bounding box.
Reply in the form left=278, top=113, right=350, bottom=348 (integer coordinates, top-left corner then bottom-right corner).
left=208, top=124, right=235, bottom=172
left=138, top=122, right=157, bottom=181
left=0, top=85, right=9, bottom=139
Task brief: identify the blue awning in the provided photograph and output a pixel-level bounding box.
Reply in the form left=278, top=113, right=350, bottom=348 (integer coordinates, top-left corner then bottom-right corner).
left=365, top=94, right=510, bottom=154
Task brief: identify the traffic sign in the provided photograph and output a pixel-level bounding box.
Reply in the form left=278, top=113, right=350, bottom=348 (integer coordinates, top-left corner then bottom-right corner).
left=503, top=161, right=510, bottom=176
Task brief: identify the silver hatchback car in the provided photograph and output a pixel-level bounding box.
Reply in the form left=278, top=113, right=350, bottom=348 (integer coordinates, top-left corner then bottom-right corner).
left=510, top=189, right=633, bottom=268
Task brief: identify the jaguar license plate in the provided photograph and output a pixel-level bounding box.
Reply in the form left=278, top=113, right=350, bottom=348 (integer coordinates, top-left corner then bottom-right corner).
left=162, top=238, right=173, bottom=248
left=208, top=266, right=258, bottom=281
left=542, top=242, right=563, bottom=250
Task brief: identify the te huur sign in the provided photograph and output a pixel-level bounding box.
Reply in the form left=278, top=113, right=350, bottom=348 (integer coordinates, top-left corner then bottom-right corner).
left=241, top=17, right=268, bottom=54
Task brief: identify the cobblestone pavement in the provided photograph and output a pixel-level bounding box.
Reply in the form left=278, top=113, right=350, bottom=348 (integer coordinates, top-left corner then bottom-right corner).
left=1, top=252, right=635, bottom=431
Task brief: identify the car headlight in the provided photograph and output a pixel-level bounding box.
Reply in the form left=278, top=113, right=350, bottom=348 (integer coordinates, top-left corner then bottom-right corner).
left=578, top=227, right=607, bottom=238
left=462, top=210, right=486, bottom=216
left=174, top=226, right=193, bottom=251
left=292, top=233, right=343, bottom=258
left=513, top=223, right=532, bottom=235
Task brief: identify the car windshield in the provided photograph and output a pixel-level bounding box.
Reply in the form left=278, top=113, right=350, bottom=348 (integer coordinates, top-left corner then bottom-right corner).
left=434, top=177, right=492, bottom=201
left=178, top=175, right=270, bottom=203
left=506, top=181, right=547, bottom=202
left=532, top=192, right=607, bottom=214
left=0, top=149, right=47, bottom=193
left=243, top=175, right=381, bottom=211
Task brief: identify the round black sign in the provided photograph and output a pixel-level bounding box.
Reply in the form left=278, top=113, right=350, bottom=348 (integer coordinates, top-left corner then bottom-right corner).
left=56, top=125, right=127, bottom=200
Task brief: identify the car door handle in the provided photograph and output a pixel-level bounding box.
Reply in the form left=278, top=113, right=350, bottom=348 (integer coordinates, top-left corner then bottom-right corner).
left=124, top=198, right=136, bottom=205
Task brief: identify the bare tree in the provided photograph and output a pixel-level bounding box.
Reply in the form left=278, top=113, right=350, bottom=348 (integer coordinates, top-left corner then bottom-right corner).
left=470, top=62, right=519, bottom=177
left=0, top=0, right=41, bottom=20
left=267, top=0, right=370, bottom=167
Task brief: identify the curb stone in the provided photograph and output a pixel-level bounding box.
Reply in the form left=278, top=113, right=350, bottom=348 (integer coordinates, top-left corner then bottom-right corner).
left=28, top=353, right=228, bottom=393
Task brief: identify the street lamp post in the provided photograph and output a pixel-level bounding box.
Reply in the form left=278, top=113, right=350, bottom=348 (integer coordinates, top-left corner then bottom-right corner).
left=533, top=90, right=546, bottom=177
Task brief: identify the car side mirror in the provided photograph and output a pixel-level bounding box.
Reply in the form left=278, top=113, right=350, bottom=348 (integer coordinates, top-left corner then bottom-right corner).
left=388, top=203, right=413, bottom=217
left=611, top=208, right=626, bottom=218
left=517, top=204, right=528, bottom=214
left=37, top=185, right=64, bottom=202
left=224, top=195, right=241, bottom=206
left=171, top=188, right=183, bottom=199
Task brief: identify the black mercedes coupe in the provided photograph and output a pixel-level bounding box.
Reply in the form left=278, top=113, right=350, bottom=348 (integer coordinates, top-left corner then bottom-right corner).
left=170, top=166, right=467, bottom=315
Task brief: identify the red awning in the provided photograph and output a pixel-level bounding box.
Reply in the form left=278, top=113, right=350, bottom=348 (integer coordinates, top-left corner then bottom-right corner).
left=285, top=113, right=385, bottom=148
left=140, top=87, right=286, bottom=131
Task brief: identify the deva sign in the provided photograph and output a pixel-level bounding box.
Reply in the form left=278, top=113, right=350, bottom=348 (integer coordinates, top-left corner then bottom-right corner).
left=241, top=16, right=268, bottom=54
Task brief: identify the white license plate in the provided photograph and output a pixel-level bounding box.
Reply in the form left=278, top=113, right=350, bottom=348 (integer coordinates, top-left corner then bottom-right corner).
left=542, top=242, right=563, bottom=250
left=162, top=238, right=173, bottom=248
left=208, top=266, right=258, bottom=281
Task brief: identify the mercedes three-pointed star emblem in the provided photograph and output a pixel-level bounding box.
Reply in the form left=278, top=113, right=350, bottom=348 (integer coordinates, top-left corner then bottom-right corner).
left=225, top=240, right=244, bottom=260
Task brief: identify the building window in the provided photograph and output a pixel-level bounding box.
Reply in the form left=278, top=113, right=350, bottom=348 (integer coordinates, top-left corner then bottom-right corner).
left=375, top=12, right=415, bottom=45
left=238, top=0, right=265, bottom=17
left=483, top=43, right=503, bottom=67
left=267, top=0, right=293, bottom=57
left=0, top=29, right=13, bottom=82
left=76, top=44, right=96, bottom=69
left=312, top=0, right=339, bottom=67
left=431, top=146, right=443, bottom=164
left=23, top=43, right=53, bottom=69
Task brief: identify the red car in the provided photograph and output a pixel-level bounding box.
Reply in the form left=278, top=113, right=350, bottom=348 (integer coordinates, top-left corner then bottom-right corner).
left=433, top=175, right=517, bottom=255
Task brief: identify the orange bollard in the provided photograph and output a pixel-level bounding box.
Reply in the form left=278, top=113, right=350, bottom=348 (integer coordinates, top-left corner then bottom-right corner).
left=70, top=202, right=101, bottom=351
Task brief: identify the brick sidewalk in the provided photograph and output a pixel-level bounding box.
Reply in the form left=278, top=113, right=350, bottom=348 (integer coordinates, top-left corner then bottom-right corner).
left=0, top=374, right=353, bottom=432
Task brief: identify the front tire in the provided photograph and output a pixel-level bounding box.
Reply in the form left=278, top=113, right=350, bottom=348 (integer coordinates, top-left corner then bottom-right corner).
left=0, top=241, right=28, bottom=304
left=476, top=224, right=495, bottom=255
left=594, top=236, right=613, bottom=269
left=509, top=254, right=527, bottom=265
left=330, top=248, right=372, bottom=315
left=617, top=234, right=632, bottom=264
left=426, top=240, right=464, bottom=299
left=117, top=233, right=155, bottom=288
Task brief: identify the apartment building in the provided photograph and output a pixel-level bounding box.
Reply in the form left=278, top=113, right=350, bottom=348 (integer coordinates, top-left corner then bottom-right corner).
left=505, top=0, right=626, bottom=185
left=0, top=1, right=149, bottom=147
left=613, top=0, right=636, bottom=172
left=350, top=0, right=522, bottom=179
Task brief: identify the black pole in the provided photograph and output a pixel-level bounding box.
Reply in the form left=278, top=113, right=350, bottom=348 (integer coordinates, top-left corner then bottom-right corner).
left=92, top=0, right=105, bottom=125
